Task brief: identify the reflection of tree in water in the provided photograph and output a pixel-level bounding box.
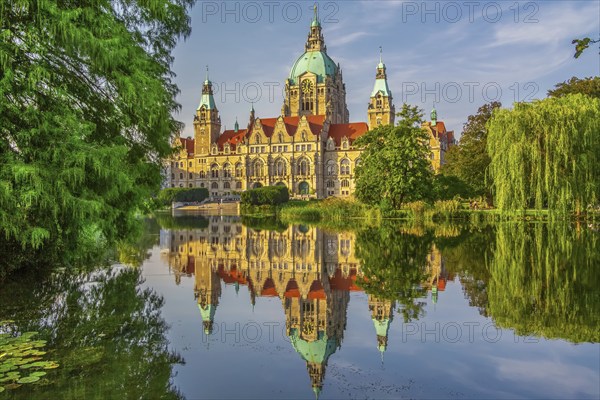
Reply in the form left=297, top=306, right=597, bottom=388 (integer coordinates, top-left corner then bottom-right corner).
left=355, top=223, right=432, bottom=322
left=435, top=224, right=496, bottom=317
left=487, top=223, right=599, bottom=343
left=0, top=266, right=183, bottom=399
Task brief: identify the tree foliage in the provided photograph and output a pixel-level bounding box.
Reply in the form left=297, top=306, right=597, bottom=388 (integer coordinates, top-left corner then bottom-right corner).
left=241, top=186, right=289, bottom=206
left=572, top=37, right=599, bottom=58
left=442, top=102, right=501, bottom=197
left=354, top=104, right=433, bottom=209
left=157, top=188, right=209, bottom=207
left=0, top=0, right=192, bottom=273
left=487, top=94, right=600, bottom=214
left=548, top=76, right=600, bottom=99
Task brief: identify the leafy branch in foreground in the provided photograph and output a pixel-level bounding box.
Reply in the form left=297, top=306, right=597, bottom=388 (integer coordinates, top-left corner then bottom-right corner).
left=0, top=0, right=193, bottom=275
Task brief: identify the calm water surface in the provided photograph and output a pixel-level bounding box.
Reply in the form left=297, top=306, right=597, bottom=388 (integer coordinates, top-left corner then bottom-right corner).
left=1, top=215, right=598, bottom=399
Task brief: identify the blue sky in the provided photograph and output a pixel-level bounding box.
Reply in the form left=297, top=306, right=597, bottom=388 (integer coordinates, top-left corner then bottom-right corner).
left=171, top=1, right=599, bottom=138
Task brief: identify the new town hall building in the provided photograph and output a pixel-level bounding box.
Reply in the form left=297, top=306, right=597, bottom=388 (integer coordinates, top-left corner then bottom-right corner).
left=166, top=10, right=454, bottom=198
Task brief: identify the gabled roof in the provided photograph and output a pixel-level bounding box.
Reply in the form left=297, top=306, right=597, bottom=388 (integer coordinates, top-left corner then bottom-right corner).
left=327, top=122, right=369, bottom=146
left=254, top=115, right=326, bottom=138
left=178, top=137, right=195, bottom=157
left=217, top=129, right=247, bottom=150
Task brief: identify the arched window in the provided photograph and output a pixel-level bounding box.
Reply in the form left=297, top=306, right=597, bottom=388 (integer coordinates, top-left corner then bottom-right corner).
left=235, top=162, right=243, bottom=177
left=278, top=133, right=283, bottom=143
left=275, top=159, right=286, bottom=176
left=223, top=182, right=231, bottom=189
left=189, top=183, right=193, bottom=188
left=255, top=134, right=261, bottom=144
left=355, top=158, right=362, bottom=169
left=211, top=182, right=218, bottom=189
left=340, top=159, right=350, bottom=175
left=223, top=163, right=232, bottom=178
left=326, top=160, right=336, bottom=176
left=235, top=181, right=242, bottom=189
left=210, top=163, right=219, bottom=178
left=341, top=179, right=350, bottom=188
left=301, top=131, right=307, bottom=141
left=298, top=181, right=309, bottom=195
left=326, top=180, right=335, bottom=188
left=199, top=171, right=206, bottom=179
left=179, top=173, right=183, bottom=179
left=376, top=94, right=382, bottom=108
left=252, top=159, right=264, bottom=177
left=297, top=158, right=309, bottom=176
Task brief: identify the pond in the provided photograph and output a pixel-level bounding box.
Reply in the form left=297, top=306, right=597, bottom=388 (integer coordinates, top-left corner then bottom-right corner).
left=1, top=215, right=598, bottom=399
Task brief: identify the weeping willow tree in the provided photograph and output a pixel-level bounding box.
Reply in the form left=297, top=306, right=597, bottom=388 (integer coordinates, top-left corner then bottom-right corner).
left=487, top=94, right=600, bottom=215
left=486, top=223, right=599, bottom=343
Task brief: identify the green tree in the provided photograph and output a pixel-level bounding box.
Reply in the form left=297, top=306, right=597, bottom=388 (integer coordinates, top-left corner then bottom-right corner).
left=487, top=94, right=600, bottom=215
left=572, top=37, right=599, bottom=58
left=442, top=102, right=501, bottom=197
left=354, top=104, right=433, bottom=209
left=548, top=76, right=600, bottom=99
left=0, top=0, right=192, bottom=275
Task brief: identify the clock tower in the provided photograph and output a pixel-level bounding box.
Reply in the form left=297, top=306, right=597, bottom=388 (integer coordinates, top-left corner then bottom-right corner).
left=194, top=67, right=221, bottom=155
left=282, top=5, right=349, bottom=124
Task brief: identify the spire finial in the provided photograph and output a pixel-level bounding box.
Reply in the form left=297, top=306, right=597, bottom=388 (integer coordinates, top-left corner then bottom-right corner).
left=205, top=65, right=209, bottom=81
left=314, top=3, right=318, bottom=21
left=379, top=46, right=383, bottom=63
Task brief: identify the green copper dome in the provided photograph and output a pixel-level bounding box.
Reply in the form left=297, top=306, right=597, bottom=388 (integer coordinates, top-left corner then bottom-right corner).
left=290, top=328, right=338, bottom=364
left=198, top=304, right=216, bottom=334
left=289, top=51, right=337, bottom=84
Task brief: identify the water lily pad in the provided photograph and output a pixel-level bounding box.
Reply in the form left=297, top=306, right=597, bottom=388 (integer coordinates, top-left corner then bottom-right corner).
left=0, top=385, right=4, bottom=392
left=0, top=364, right=17, bottom=372
left=17, top=375, right=40, bottom=384
left=30, top=371, right=46, bottom=377
left=4, top=382, right=21, bottom=389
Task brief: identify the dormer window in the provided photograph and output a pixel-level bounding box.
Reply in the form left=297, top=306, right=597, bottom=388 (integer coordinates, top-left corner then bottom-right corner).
left=341, top=137, right=349, bottom=150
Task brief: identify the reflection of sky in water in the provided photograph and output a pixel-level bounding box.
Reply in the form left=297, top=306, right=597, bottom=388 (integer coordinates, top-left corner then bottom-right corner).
left=141, top=223, right=600, bottom=400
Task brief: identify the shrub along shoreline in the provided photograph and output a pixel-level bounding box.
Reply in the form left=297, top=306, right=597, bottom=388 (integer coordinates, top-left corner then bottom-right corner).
left=242, top=197, right=599, bottom=224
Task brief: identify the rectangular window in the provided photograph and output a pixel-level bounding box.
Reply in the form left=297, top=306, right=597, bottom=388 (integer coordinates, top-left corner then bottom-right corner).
left=296, top=145, right=300, bottom=151
left=307, top=144, right=312, bottom=151
left=284, top=146, right=288, bottom=152
left=301, top=145, right=306, bottom=152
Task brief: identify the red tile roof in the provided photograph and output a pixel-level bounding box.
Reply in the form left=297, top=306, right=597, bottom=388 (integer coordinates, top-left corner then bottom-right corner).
left=327, top=122, right=369, bottom=146
left=179, top=137, right=195, bottom=157
left=217, top=129, right=246, bottom=150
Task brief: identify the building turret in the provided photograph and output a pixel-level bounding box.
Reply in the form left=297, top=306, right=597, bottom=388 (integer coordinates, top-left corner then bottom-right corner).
left=283, top=4, right=349, bottom=123
left=431, top=106, right=437, bottom=126
left=193, top=66, right=221, bottom=155
left=368, top=295, right=395, bottom=358
left=368, top=48, right=395, bottom=130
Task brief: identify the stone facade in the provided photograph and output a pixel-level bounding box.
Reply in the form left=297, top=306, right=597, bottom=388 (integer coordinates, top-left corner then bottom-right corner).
left=165, top=10, right=453, bottom=198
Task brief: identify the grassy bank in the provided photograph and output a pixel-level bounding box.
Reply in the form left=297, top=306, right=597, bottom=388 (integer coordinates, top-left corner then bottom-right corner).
left=272, top=198, right=599, bottom=224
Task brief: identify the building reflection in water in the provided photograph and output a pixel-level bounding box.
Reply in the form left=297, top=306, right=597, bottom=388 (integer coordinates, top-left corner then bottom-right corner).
left=160, top=216, right=451, bottom=396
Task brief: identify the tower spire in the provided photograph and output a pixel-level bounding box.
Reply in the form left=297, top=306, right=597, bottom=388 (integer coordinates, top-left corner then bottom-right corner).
left=379, top=46, right=383, bottom=65
left=205, top=65, right=210, bottom=83
left=306, top=3, right=325, bottom=51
